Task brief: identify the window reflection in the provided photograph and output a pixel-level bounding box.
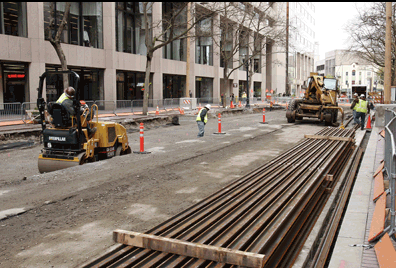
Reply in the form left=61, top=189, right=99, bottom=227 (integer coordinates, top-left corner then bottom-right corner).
left=1, top=2, right=27, bottom=37
left=43, top=2, right=103, bottom=49
left=116, top=2, right=151, bottom=55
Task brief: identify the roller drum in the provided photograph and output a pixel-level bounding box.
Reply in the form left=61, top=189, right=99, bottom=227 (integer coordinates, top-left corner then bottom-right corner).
left=38, top=153, right=86, bottom=173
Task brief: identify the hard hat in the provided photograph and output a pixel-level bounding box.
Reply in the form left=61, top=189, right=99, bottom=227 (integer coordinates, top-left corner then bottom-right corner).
left=65, top=87, right=75, bottom=98
left=205, top=104, right=211, bottom=110
left=360, top=94, right=365, bottom=98
left=353, top=93, right=358, bottom=96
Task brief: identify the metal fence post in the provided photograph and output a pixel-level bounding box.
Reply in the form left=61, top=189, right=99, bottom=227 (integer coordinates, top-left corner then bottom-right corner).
left=385, top=110, right=392, bottom=175
left=384, top=109, right=396, bottom=238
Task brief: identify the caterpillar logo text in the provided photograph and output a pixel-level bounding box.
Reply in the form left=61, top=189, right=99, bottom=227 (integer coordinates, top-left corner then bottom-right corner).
left=49, top=136, right=66, bottom=142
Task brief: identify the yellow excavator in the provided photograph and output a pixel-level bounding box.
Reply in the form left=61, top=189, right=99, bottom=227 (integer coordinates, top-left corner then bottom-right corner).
left=37, top=70, right=131, bottom=173
left=286, top=72, right=344, bottom=128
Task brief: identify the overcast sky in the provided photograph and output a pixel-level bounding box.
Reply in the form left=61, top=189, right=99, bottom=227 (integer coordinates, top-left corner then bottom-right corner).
left=315, top=2, right=369, bottom=60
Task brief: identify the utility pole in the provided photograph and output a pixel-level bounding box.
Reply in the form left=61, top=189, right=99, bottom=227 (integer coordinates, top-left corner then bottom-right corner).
left=186, top=2, right=191, bottom=98
left=384, top=2, right=392, bottom=104
left=285, top=2, right=290, bottom=96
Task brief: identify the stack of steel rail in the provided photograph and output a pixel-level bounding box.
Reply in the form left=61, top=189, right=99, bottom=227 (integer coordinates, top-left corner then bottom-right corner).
left=83, top=127, right=356, bottom=268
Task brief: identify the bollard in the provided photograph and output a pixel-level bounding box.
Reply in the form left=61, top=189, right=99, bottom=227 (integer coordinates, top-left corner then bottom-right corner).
left=214, top=113, right=226, bottom=135
left=133, top=123, right=151, bottom=154
left=260, top=108, right=268, bottom=124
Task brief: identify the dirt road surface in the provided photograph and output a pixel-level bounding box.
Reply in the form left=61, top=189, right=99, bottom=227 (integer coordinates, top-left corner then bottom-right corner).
left=0, top=109, right=328, bottom=267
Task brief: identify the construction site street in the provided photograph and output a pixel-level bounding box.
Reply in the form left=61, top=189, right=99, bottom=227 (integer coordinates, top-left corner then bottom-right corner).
left=0, top=109, right=341, bottom=267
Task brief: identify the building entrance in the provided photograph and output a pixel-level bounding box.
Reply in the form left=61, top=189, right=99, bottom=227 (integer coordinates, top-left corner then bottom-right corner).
left=1, top=62, right=28, bottom=103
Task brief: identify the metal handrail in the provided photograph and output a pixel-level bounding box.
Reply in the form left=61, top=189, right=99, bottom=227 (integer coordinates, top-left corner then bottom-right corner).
left=384, top=108, right=396, bottom=238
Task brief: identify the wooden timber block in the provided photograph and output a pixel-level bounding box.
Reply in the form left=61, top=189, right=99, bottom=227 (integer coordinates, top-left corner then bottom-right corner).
left=373, top=171, right=385, bottom=201
left=374, top=233, right=396, bottom=267
left=304, top=134, right=354, bottom=142
left=368, top=193, right=386, bottom=242
left=113, top=230, right=265, bottom=268
left=373, top=162, right=385, bottom=178
left=379, top=129, right=385, bottom=138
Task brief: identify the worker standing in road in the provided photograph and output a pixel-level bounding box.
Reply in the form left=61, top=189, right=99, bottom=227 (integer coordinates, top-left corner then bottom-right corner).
left=196, top=104, right=210, bottom=137
left=350, top=93, right=359, bottom=125
left=242, top=91, right=247, bottom=105
left=351, top=94, right=370, bottom=130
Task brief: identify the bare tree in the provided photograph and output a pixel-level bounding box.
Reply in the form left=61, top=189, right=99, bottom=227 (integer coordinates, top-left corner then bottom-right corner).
left=140, top=2, right=223, bottom=114
left=346, top=2, right=396, bottom=85
left=45, top=2, right=71, bottom=89
left=212, top=2, right=287, bottom=100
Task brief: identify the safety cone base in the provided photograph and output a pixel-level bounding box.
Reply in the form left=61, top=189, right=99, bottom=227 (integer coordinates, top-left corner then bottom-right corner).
left=213, top=132, right=226, bottom=135
left=133, top=151, right=151, bottom=154
left=260, top=122, right=268, bottom=124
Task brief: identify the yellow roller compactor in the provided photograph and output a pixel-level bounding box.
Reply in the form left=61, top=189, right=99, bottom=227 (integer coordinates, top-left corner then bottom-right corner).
left=286, top=72, right=345, bottom=128
left=37, top=70, right=131, bottom=173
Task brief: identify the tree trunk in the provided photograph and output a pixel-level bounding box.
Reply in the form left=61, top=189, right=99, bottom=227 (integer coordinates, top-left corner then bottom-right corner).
left=51, top=42, right=69, bottom=89
left=47, top=2, right=71, bottom=90
left=143, top=55, right=152, bottom=115
left=223, top=67, right=230, bottom=101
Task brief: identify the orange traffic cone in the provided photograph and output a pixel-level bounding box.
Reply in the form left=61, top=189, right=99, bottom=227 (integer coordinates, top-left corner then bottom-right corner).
left=238, top=101, right=242, bottom=108
left=155, top=106, right=160, bottom=115
left=230, top=101, right=235, bottom=109
left=366, top=114, right=372, bottom=130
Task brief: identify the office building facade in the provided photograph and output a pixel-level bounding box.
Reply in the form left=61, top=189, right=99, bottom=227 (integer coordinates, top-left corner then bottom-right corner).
left=0, top=2, right=287, bottom=106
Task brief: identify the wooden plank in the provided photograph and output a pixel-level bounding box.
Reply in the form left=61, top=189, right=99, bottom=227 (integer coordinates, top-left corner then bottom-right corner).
left=374, top=233, right=396, bottom=267
left=373, top=171, right=385, bottom=201
left=368, top=193, right=386, bottom=242
left=113, top=230, right=265, bottom=268
left=379, top=129, right=385, bottom=138
left=304, top=134, right=354, bottom=142
left=373, top=162, right=385, bottom=178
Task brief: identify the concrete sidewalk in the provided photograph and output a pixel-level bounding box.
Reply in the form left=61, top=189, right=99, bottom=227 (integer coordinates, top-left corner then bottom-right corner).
left=328, top=124, right=396, bottom=267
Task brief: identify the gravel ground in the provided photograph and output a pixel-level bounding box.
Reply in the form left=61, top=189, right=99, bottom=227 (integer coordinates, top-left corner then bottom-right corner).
left=0, top=109, right=331, bottom=267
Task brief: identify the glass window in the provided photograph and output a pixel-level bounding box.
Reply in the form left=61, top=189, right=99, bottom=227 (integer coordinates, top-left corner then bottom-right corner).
left=163, top=74, right=186, bottom=99
left=195, top=77, right=213, bottom=100
left=352, top=70, right=355, bottom=76
left=195, top=17, right=213, bottom=66
left=254, top=58, right=260, bottom=73
left=1, top=2, right=27, bottom=37
left=44, top=2, right=103, bottom=48
left=220, top=26, right=233, bottom=68
left=239, top=31, right=248, bottom=71
left=69, top=2, right=80, bottom=45
left=323, top=78, right=337, bottom=90
left=346, top=71, right=348, bottom=76
left=162, top=3, right=187, bottom=61
left=83, top=2, right=103, bottom=48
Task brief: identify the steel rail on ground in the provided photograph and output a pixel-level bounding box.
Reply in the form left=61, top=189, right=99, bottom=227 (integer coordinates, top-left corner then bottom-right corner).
left=82, top=127, right=357, bottom=268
